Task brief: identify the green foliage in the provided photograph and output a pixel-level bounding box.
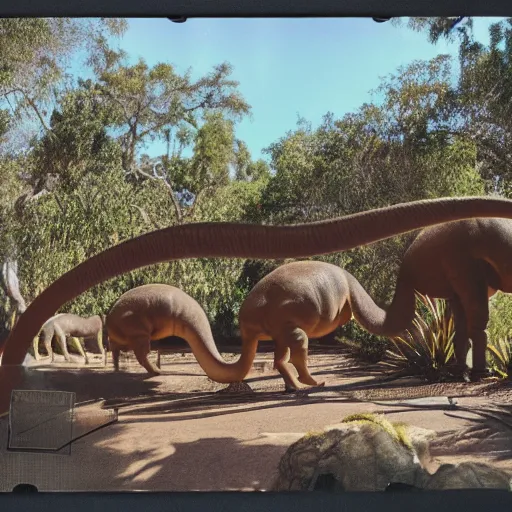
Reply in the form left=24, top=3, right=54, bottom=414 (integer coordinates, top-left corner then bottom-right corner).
left=382, top=294, right=456, bottom=381
left=0, top=109, right=10, bottom=140
left=0, top=18, right=127, bottom=149
left=487, top=292, right=512, bottom=343
left=392, top=17, right=473, bottom=44
left=31, top=80, right=123, bottom=190
left=341, top=413, right=414, bottom=450
left=92, top=49, right=250, bottom=174
left=486, top=292, right=512, bottom=378
left=487, top=338, right=512, bottom=379
left=186, top=112, right=236, bottom=192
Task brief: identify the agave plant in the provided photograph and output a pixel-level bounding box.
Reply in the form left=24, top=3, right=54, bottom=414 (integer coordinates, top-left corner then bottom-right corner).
left=380, top=293, right=456, bottom=381
left=486, top=338, right=512, bottom=379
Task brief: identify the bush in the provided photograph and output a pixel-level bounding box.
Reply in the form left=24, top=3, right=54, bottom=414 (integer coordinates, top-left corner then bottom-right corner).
left=487, top=338, right=512, bottom=379
left=487, top=292, right=512, bottom=344
left=381, top=293, right=456, bottom=381
left=211, top=305, right=239, bottom=346
left=483, top=292, right=512, bottom=378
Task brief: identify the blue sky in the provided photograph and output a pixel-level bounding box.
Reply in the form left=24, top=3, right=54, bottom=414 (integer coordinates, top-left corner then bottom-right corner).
left=102, top=17, right=505, bottom=162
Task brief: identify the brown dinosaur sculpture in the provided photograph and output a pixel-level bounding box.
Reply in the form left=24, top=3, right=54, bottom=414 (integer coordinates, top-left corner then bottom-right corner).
left=34, top=313, right=107, bottom=366
left=345, top=217, right=512, bottom=378
left=5, top=196, right=512, bottom=369
left=105, top=283, right=255, bottom=380
left=237, top=260, right=360, bottom=389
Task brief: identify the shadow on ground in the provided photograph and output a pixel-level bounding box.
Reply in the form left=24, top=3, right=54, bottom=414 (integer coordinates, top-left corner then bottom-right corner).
left=90, top=432, right=282, bottom=491
left=17, top=367, right=163, bottom=403
left=0, top=416, right=284, bottom=491
left=431, top=403, right=512, bottom=463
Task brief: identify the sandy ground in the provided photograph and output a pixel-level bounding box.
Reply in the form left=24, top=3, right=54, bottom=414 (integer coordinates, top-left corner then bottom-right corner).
left=0, top=347, right=511, bottom=492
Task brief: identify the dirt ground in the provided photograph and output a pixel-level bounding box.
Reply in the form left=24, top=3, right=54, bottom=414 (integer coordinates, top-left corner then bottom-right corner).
left=0, top=347, right=511, bottom=492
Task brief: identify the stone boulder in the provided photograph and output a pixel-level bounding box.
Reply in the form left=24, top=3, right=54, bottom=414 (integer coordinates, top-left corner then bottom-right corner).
left=425, top=462, right=511, bottom=490
left=272, top=413, right=433, bottom=491
left=272, top=413, right=512, bottom=492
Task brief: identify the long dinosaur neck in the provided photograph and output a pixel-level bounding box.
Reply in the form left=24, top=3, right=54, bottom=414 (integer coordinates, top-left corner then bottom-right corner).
left=6, top=196, right=512, bottom=365
left=186, top=326, right=258, bottom=383
left=345, top=271, right=416, bottom=337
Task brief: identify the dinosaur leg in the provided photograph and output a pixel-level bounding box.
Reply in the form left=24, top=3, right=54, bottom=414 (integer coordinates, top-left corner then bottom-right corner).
left=451, top=275, right=490, bottom=380
left=43, top=333, right=54, bottom=362
left=55, top=330, right=72, bottom=362
left=70, top=336, right=89, bottom=364
left=449, top=296, right=471, bottom=375
left=132, top=338, right=162, bottom=376
left=32, top=336, right=41, bottom=361
left=97, top=330, right=106, bottom=366
left=156, top=350, right=161, bottom=369
left=274, top=328, right=324, bottom=391
left=288, top=328, right=325, bottom=387
left=273, top=342, right=299, bottom=391
left=110, top=340, right=121, bottom=371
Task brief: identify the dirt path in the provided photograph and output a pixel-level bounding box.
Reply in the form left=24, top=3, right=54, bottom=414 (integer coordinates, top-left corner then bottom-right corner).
left=0, top=350, right=510, bottom=491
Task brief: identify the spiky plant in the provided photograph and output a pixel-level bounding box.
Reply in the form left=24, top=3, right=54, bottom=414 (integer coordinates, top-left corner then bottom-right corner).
left=380, top=293, right=456, bottom=381
left=487, top=338, right=512, bottom=379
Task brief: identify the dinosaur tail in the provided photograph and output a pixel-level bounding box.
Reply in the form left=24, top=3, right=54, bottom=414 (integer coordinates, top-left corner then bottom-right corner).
left=184, top=324, right=259, bottom=383
left=6, top=196, right=512, bottom=365
left=345, top=270, right=416, bottom=338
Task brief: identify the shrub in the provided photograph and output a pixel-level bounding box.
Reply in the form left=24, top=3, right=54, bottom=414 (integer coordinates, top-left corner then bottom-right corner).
left=487, top=292, right=512, bottom=344
left=380, top=293, right=456, bottom=381
left=487, top=337, right=512, bottom=379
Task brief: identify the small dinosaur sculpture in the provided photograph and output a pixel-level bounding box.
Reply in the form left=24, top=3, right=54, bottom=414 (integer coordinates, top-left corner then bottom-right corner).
left=237, top=260, right=352, bottom=389
left=105, top=283, right=254, bottom=380
left=35, top=313, right=107, bottom=366
left=6, top=196, right=512, bottom=366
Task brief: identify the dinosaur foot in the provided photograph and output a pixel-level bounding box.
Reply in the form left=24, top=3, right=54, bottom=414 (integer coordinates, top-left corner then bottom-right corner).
left=298, top=377, right=325, bottom=387
left=444, top=364, right=470, bottom=382
left=284, top=380, right=326, bottom=394
left=469, top=368, right=494, bottom=382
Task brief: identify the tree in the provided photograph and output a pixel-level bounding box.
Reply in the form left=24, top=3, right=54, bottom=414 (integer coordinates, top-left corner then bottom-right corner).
left=0, top=19, right=126, bottom=149
left=30, top=79, right=123, bottom=192
left=255, top=56, right=484, bottom=306
left=392, top=17, right=472, bottom=44
left=90, top=45, right=250, bottom=175
left=397, top=17, right=512, bottom=196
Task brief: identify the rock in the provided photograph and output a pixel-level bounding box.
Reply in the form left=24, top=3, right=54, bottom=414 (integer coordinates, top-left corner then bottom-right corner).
left=425, top=462, right=512, bottom=490
left=273, top=412, right=512, bottom=493
left=272, top=413, right=432, bottom=491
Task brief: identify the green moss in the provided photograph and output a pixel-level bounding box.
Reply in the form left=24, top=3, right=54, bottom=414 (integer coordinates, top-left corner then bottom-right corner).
left=341, top=413, right=413, bottom=450
left=303, top=430, right=326, bottom=440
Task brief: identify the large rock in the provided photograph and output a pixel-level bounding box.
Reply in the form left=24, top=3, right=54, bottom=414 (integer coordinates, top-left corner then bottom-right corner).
left=272, top=413, right=433, bottom=491
left=272, top=413, right=512, bottom=492
left=425, top=462, right=511, bottom=490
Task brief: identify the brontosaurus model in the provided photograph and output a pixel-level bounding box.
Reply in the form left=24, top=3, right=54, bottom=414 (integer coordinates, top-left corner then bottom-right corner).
left=105, top=283, right=255, bottom=380
left=34, top=313, right=107, bottom=366
left=345, top=217, right=512, bottom=379
left=5, top=196, right=512, bottom=369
